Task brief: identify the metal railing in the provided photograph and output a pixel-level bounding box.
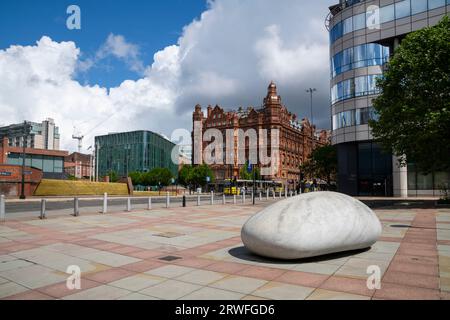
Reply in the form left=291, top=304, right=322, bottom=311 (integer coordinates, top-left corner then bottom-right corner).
left=0, top=189, right=301, bottom=221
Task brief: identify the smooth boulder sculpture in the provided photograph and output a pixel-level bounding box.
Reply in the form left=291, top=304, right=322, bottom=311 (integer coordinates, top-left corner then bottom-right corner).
left=241, top=192, right=382, bottom=260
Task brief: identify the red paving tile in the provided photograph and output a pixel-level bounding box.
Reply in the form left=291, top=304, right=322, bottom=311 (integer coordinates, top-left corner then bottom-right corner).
left=382, top=271, right=440, bottom=290
left=236, top=266, right=287, bottom=281
left=204, top=261, right=249, bottom=274
left=172, top=258, right=216, bottom=269
left=4, top=243, right=38, bottom=253
left=374, top=283, right=440, bottom=300
left=320, top=276, right=375, bottom=297
left=36, top=279, right=102, bottom=298
left=120, top=260, right=164, bottom=273
left=126, top=250, right=164, bottom=260
left=275, top=270, right=329, bottom=287
left=388, top=260, right=439, bottom=276
left=3, top=290, right=54, bottom=300
left=84, top=268, right=136, bottom=284
left=393, top=254, right=438, bottom=266
left=108, top=246, right=142, bottom=255
left=91, top=243, right=122, bottom=251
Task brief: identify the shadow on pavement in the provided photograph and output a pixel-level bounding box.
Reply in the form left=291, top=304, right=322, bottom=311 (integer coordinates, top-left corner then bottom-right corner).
left=228, top=245, right=370, bottom=265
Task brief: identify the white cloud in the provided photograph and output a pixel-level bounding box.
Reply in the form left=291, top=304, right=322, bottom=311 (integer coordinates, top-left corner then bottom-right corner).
left=0, top=0, right=335, bottom=152
left=96, top=33, right=144, bottom=73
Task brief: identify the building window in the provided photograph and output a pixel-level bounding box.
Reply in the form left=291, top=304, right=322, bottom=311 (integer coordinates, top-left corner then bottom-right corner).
left=412, top=0, right=428, bottom=14
left=429, top=0, right=446, bottom=10
left=395, top=1, right=411, bottom=19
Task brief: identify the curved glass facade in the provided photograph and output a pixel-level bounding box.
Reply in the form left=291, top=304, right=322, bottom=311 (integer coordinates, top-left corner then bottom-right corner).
left=332, top=107, right=378, bottom=130
left=330, top=0, right=448, bottom=44
left=331, top=43, right=390, bottom=78
left=331, top=74, right=381, bottom=104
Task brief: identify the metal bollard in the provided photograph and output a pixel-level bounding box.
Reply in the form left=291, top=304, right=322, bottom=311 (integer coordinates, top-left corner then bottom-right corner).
left=166, top=192, right=170, bottom=208
left=259, top=192, right=262, bottom=201
left=290, top=191, right=293, bottom=197
left=74, top=197, right=79, bottom=217
left=233, top=195, right=237, bottom=204
left=273, top=190, right=276, bottom=200
left=210, top=191, right=214, bottom=205
left=183, top=196, right=186, bottom=207
left=127, top=197, right=132, bottom=212
left=102, top=193, right=108, bottom=214
left=285, top=189, right=288, bottom=199
left=0, top=195, right=5, bottom=222
left=243, top=192, right=246, bottom=204
left=222, top=194, right=226, bottom=205
left=40, top=199, right=46, bottom=220
left=266, top=190, right=269, bottom=201
left=279, top=191, right=282, bottom=199
left=197, top=194, right=201, bottom=206
left=148, top=197, right=152, bottom=210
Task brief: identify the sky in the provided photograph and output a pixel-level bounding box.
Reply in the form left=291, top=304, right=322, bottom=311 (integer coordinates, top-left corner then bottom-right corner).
left=0, top=0, right=336, bottom=152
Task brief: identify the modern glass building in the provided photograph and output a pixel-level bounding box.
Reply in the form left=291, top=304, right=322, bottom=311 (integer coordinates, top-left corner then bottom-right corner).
left=327, top=0, right=449, bottom=196
left=95, top=131, right=178, bottom=179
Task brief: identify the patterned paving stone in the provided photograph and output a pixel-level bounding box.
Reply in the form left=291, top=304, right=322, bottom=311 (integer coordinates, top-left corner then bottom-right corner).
left=0, top=202, right=448, bottom=300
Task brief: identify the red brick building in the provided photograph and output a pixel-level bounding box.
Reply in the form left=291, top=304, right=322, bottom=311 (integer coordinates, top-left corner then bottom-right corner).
left=192, top=82, right=330, bottom=188
left=0, top=137, right=69, bottom=196
left=0, top=164, right=43, bottom=197
left=64, top=152, right=93, bottom=179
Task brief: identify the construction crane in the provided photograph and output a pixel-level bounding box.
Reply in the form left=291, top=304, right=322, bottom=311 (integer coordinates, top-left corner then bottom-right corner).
left=72, top=127, right=84, bottom=153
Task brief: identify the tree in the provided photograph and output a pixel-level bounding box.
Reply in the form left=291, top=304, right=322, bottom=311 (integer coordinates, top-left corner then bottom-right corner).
left=370, top=16, right=450, bottom=174
left=108, top=170, right=119, bottom=183
left=239, top=163, right=261, bottom=180
left=178, top=165, right=193, bottom=187
left=300, top=145, right=337, bottom=184
left=141, top=168, right=174, bottom=187
left=128, top=171, right=143, bottom=186
left=190, top=164, right=214, bottom=188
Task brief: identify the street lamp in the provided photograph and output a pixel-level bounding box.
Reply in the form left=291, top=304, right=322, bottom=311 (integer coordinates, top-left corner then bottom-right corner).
left=19, top=121, right=28, bottom=200
left=306, top=88, right=317, bottom=126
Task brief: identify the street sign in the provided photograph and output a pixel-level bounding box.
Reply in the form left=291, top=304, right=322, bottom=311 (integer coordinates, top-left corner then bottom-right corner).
left=247, top=162, right=252, bottom=173
left=0, top=172, right=12, bottom=176
left=206, top=176, right=210, bottom=183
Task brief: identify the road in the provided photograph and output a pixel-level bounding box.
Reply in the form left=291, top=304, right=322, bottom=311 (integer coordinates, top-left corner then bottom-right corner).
left=2, top=193, right=275, bottom=220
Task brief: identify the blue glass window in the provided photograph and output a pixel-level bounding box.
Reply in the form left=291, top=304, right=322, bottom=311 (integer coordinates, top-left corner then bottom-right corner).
left=341, top=47, right=353, bottom=73
left=353, top=13, right=366, bottom=31
left=428, top=0, right=446, bottom=9
left=367, top=75, right=380, bottom=94
left=380, top=4, right=395, bottom=23
left=355, top=76, right=368, bottom=97
left=331, top=44, right=389, bottom=78
left=395, top=0, right=411, bottom=19
left=353, top=44, right=367, bottom=69
left=412, top=0, right=428, bottom=14
left=343, top=17, right=353, bottom=35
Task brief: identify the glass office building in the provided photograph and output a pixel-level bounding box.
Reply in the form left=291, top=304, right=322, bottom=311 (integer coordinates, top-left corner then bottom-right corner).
left=327, top=0, right=449, bottom=196
left=95, top=131, right=178, bottom=179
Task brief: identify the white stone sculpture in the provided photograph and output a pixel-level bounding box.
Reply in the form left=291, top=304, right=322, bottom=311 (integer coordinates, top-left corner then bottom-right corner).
left=241, top=192, right=382, bottom=260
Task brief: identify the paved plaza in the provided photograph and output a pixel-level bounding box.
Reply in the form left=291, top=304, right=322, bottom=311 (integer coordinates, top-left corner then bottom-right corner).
left=0, top=199, right=449, bottom=300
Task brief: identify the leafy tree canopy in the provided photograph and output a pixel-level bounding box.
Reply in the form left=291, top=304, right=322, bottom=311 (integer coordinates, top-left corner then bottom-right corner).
left=300, top=145, right=337, bottom=184
left=370, top=16, right=450, bottom=173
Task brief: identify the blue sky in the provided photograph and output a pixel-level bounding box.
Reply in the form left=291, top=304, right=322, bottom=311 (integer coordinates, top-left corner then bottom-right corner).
left=0, top=0, right=207, bottom=87
left=0, top=0, right=334, bottom=151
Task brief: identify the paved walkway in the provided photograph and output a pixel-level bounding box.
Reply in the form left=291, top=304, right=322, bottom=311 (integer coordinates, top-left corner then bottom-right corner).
left=0, top=200, right=449, bottom=300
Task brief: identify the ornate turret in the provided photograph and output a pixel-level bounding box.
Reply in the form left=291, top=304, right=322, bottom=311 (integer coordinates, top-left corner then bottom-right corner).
left=264, top=81, right=282, bottom=107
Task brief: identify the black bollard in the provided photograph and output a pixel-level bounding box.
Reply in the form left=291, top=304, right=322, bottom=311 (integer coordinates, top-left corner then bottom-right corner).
left=182, top=195, right=186, bottom=207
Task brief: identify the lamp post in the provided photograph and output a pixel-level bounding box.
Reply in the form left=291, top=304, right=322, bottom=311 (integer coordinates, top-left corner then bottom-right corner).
left=306, top=88, right=317, bottom=127
left=19, top=121, right=28, bottom=200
